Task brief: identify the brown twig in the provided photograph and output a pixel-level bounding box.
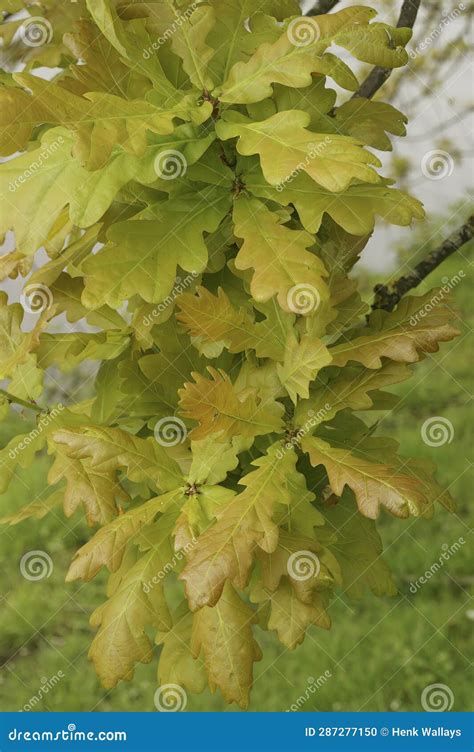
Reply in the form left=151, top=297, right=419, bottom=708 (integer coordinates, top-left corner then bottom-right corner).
left=306, top=0, right=340, bottom=15
left=0, top=388, right=45, bottom=413
left=352, top=0, right=422, bottom=100
left=371, top=215, right=474, bottom=312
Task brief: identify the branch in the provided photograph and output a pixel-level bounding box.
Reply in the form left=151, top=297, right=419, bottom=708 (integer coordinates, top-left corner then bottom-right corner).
left=306, top=0, right=340, bottom=15
left=0, top=387, right=45, bottom=414
left=352, top=0, right=422, bottom=100
left=371, top=215, right=474, bottom=312
left=397, top=0, right=423, bottom=28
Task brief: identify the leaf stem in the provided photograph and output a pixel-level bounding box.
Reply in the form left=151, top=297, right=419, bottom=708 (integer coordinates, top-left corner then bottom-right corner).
left=0, top=388, right=45, bottom=414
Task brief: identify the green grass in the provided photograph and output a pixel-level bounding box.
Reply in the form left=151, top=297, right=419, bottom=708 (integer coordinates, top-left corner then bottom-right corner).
left=0, top=255, right=472, bottom=713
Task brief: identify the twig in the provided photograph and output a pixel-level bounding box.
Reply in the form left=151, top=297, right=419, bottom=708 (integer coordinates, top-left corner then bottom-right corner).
left=371, top=215, right=474, bottom=312
left=0, top=388, right=45, bottom=414
left=306, top=0, right=340, bottom=15
left=352, top=0, right=422, bottom=100
left=397, top=0, right=423, bottom=28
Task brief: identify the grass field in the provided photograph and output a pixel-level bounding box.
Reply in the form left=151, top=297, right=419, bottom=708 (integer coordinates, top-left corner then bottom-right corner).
left=0, top=249, right=472, bottom=713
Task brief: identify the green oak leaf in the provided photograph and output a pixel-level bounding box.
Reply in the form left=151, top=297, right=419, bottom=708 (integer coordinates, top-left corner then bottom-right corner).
left=217, top=110, right=381, bottom=192
left=82, top=188, right=231, bottom=307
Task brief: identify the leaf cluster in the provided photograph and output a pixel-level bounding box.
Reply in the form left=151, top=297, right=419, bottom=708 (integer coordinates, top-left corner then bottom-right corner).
left=0, top=0, right=458, bottom=707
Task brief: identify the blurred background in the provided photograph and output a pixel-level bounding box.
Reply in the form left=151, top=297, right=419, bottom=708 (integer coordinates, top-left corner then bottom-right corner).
left=0, top=0, right=472, bottom=712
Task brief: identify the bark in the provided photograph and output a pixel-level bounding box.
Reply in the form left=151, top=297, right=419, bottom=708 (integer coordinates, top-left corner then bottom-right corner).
left=372, top=215, right=474, bottom=312
left=306, top=0, right=340, bottom=15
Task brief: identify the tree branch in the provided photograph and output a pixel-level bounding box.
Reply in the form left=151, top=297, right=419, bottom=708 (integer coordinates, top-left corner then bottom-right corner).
left=397, top=0, right=423, bottom=28
left=352, top=0, right=422, bottom=100
left=0, top=388, right=45, bottom=414
left=306, top=0, right=340, bottom=15
left=371, top=215, right=474, bottom=312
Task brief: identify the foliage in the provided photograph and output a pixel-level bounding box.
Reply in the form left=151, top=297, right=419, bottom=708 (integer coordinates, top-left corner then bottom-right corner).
left=0, top=1, right=460, bottom=708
